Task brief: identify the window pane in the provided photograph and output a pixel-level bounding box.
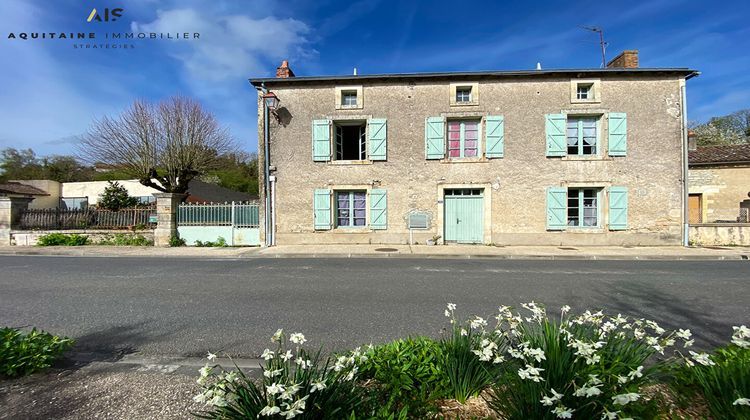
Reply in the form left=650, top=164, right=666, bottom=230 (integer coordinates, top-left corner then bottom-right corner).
left=448, top=131, right=460, bottom=140
left=464, top=139, right=477, bottom=149
left=464, top=148, right=477, bottom=157
left=464, top=121, right=478, bottom=130
left=448, top=122, right=460, bottom=131
left=464, top=129, right=478, bottom=140
left=448, top=149, right=461, bottom=157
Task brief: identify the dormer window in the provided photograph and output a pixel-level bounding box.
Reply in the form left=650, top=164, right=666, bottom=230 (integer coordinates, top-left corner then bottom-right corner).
left=456, top=86, right=472, bottom=103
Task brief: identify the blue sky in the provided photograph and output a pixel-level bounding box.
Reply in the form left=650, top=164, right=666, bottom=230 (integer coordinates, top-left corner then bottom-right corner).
left=0, top=0, right=748, bottom=156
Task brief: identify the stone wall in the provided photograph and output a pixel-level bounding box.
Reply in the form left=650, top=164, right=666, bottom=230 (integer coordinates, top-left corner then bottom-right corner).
left=688, top=165, right=750, bottom=222
left=259, top=75, right=686, bottom=245
left=689, top=224, right=750, bottom=246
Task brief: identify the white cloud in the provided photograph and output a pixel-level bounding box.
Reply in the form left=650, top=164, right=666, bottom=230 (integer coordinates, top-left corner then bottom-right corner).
left=132, top=8, right=313, bottom=86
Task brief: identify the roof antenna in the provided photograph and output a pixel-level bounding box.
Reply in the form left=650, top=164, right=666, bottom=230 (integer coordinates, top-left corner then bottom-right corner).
left=581, top=26, right=608, bottom=68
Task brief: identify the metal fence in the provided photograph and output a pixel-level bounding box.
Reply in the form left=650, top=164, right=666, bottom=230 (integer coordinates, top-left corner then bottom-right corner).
left=18, top=207, right=157, bottom=230
left=177, top=202, right=260, bottom=228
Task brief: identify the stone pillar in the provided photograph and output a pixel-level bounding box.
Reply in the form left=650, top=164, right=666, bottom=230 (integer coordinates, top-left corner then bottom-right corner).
left=0, top=197, right=33, bottom=246
left=153, top=193, right=186, bottom=247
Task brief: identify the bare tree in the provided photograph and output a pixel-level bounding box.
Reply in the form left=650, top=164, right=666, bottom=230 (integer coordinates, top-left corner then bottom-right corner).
left=78, top=96, right=236, bottom=193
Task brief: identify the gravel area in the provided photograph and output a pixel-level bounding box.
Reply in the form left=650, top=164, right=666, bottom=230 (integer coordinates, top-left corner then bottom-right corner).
left=0, top=364, right=204, bottom=419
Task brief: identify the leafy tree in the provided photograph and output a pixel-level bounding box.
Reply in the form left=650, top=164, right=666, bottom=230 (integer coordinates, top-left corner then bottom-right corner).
left=691, top=109, right=750, bottom=146
left=0, top=148, right=95, bottom=182
left=78, top=96, right=236, bottom=193
left=98, top=181, right=138, bottom=210
left=205, top=152, right=259, bottom=196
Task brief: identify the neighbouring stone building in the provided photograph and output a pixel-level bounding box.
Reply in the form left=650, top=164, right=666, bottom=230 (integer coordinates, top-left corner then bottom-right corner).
left=688, top=143, right=750, bottom=223
left=251, top=51, right=698, bottom=246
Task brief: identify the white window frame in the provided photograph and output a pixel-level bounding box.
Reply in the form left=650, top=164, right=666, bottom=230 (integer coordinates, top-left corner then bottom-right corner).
left=335, top=86, right=363, bottom=109
left=567, top=187, right=602, bottom=228
left=333, top=120, right=367, bottom=161
left=446, top=118, right=482, bottom=159
left=570, top=79, right=601, bottom=103
left=566, top=116, right=600, bottom=156
left=334, top=190, right=368, bottom=228
left=449, top=82, right=479, bottom=106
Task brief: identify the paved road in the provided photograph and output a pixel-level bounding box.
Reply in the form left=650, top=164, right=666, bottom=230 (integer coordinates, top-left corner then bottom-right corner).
left=0, top=256, right=747, bottom=358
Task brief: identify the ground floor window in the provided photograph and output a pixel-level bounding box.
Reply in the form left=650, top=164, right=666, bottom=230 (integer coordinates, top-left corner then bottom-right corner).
left=567, top=188, right=600, bottom=227
left=336, top=191, right=366, bottom=227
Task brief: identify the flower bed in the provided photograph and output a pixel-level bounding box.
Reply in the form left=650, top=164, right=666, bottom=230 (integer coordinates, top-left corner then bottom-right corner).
left=193, top=303, right=749, bottom=419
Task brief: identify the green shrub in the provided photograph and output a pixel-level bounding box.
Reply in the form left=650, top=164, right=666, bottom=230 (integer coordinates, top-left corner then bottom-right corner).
left=169, top=235, right=186, bottom=247
left=97, top=181, right=138, bottom=210
left=194, top=330, right=365, bottom=419
left=194, top=237, right=228, bottom=247
left=97, top=233, right=153, bottom=246
left=671, top=326, right=750, bottom=420
left=441, top=323, right=500, bottom=403
left=36, top=233, right=89, bottom=246
left=359, top=336, right=447, bottom=416
left=481, top=303, right=674, bottom=419
left=0, top=327, right=74, bottom=377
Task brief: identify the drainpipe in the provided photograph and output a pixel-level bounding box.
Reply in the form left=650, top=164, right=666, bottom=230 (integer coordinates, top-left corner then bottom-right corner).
left=261, top=83, right=273, bottom=247
left=680, top=79, right=689, bottom=247
left=270, top=175, right=276, bottom=246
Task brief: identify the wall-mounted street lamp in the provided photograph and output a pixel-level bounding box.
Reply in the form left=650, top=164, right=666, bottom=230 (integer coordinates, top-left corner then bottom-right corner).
left=262, top=91, right=280, bottom=110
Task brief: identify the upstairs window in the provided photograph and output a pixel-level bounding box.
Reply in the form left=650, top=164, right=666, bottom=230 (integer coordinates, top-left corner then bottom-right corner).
left=447, top=120, right=479, bottom=158
left=576, top=83, right=592, bottom=100
left=341, top=90, right=357, bottom=107
left=455, top=86, right=472, bottom=103
left=568, top=188, right=600, bottom=227
left=336, top=191, right=366, bottom=227
left=334, top=121, right=366, bottom=160
left=566, top=117, right=598, bottom=155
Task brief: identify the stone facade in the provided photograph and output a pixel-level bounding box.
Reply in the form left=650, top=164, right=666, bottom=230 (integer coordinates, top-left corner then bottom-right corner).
left=254, top=68, right=694, bottom=246
left=688, top=165, right=750, bottom=223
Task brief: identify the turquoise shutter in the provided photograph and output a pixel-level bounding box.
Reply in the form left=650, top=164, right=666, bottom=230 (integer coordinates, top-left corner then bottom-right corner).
left=545, top=114, right=566, bottom=156
left=368, top=118, right=387, bottom=161
left=485, top=115, right=505, bottom=158
left=425, top=116, right=445, bottom=159
left=608, top=113, right=627, bottom=156
left=608, top=186, right=628, bottom=230
left=312, top=119, right=331, bottom=162
left=546, top=187, right=567, bottom=230
left=313, top=189, right=332, bottom=230
left=369, top=189, right=387, bottom=230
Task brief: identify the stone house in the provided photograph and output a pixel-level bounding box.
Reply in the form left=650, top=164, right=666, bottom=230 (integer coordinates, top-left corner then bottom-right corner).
left=688, top=143, right=750, bottom=223
left=251, top=51, right=698, bottom=246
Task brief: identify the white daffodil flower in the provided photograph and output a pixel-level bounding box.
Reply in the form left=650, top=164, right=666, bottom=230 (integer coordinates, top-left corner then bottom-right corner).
left=259, top=405, right=281, bottom=416
left=310, top=380, right=327, bottom=393
left=552, top=405, right=574, bottom=418
left=290, top=333, right=307, bottom=345
left=271, top=329, right=284, bottom=343
left=207, top=352, right=217, bottom=361
left=612, top=393, right=640, bottom=406
left=261, top=349, right=274, bottom=360
left=689, top=351, right=715, bottom=366
left=733, top=397, right=750, bottom=406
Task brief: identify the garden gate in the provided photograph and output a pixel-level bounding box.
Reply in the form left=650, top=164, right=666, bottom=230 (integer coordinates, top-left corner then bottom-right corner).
left=177, top=201, right=260, bottom=246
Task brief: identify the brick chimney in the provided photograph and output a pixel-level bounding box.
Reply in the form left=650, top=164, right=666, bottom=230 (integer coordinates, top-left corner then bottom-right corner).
left=606, top=50, right=639, bottom=68
left=276, top=60, right=295, bottom=78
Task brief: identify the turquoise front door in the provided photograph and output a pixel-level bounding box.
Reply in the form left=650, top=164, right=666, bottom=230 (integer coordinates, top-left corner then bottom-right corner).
left=444, top=189, right=484, bottom=243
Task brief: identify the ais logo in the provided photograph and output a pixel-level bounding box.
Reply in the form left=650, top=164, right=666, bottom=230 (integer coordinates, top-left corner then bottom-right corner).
left=87, top=8, right=123, bottom=22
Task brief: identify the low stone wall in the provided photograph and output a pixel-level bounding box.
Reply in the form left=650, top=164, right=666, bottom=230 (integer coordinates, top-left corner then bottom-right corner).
left=11, top=230, right=154, bottom=246
left=689, top=224, right=750, bottom=246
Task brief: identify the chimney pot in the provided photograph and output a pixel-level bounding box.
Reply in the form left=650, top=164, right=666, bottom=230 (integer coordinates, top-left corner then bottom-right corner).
left=276, top=60, right=295, bottom=78
left=688, top=129, right=697, bottom=151
left=606, top=50, right=639, bottom=69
